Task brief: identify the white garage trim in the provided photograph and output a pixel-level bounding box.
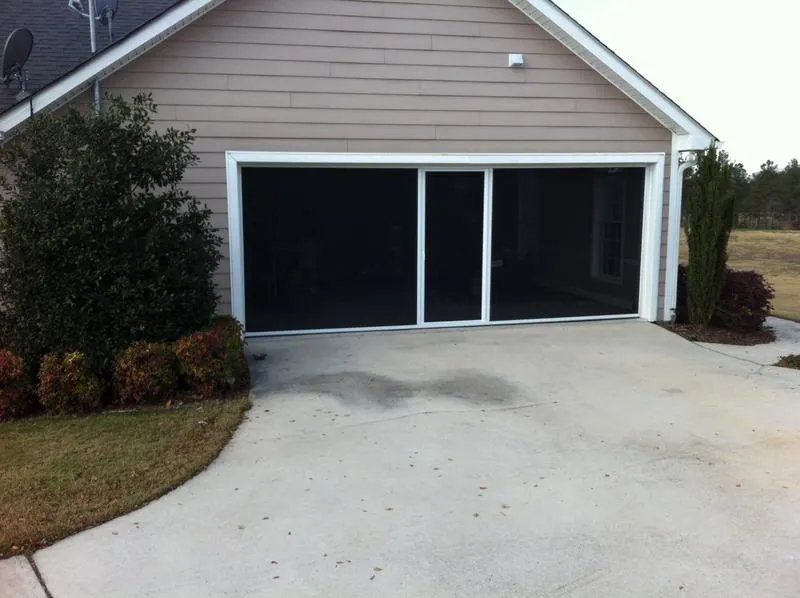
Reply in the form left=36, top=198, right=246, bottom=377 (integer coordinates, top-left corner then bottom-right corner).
left=225, top=152, right=665, bottom=336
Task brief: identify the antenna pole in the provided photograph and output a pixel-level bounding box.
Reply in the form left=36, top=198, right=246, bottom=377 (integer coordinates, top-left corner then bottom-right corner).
left=87, top=0, right=101, bottom=110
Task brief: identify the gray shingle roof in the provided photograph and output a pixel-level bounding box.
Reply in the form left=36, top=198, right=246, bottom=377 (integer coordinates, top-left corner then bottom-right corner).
left=0, top=0, right=179, bottom=114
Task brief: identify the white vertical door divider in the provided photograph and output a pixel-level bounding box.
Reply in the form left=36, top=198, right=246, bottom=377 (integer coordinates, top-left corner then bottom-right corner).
left=416, top=169, right=426, bottom=326
left=481, top=169, right=493, bottom=323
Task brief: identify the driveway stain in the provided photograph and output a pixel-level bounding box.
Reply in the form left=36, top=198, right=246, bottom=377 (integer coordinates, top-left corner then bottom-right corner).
left=265, top=369, right=520, bottom=408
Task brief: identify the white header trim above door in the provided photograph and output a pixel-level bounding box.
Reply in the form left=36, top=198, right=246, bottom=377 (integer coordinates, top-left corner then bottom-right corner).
left=226, top=151, right=665, bottom=168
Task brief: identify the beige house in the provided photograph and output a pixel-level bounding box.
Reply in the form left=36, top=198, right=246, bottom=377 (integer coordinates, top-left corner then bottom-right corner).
left=0, top=0, right=714, bottom=336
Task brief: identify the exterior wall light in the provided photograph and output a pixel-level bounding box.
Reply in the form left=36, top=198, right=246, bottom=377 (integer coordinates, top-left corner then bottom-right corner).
left=508, top=54, right=525, bottom=67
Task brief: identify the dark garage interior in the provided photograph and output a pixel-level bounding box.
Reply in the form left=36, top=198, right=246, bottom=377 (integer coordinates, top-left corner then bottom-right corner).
left=425, top=171, right=485, bottom=323
left=491, top=168, right=645, bottom=320
left=242, top=167, right=418, bottom=332
left=241, top=165, right=646, bottom=333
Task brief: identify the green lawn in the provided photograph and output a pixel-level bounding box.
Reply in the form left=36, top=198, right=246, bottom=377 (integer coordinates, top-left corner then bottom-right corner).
left=0, top=396, right=250, bottom=556
left=681, top=229, right=800, bottom=321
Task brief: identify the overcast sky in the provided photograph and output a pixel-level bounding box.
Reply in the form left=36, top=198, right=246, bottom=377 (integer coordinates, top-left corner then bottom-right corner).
left=553, top=0, right=799, bottom=173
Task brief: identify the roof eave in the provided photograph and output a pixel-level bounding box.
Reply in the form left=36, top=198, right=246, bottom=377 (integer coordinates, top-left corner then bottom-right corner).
left=0, top=0, right=225, bottom=140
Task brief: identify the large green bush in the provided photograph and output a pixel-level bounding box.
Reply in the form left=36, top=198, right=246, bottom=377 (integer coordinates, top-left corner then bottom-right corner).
left=0, top=94, right=221, bottom=372
left=684, top=145, right=736, bottom=326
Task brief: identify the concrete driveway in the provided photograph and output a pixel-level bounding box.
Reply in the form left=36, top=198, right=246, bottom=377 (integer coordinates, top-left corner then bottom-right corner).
left=32, top=321, right=800, bottom=597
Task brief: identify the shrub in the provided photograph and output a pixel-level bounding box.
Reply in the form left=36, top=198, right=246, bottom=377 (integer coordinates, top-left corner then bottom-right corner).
left=0, top=94, right=221, bottom=373
left=175, top=317, right=249, bottom=399
left=675, top=265, right=774, bottom=331
left=675, top=265, right=689, bottom=323
left=175, top=331, right=227, bottom=399
left=716, top=269, right=775, bottom=331
left=776, top=355, right=800, bottom=370
left=38, top=352, right=104, bottom=415
left=113, top=342, right=179, bottom=406
left=684, top=145, right=736, bottom=326
left=210, top=316, right=250, bottom=390
left=0, top=350, right=34, bottom=421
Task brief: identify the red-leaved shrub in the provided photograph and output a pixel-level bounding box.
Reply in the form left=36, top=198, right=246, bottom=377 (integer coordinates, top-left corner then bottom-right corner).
left=175, top=317, right=249, bottom=399
left=716, top=269, right=775, bottom=331
left=38, top=352, right=104, bottom=415
left=0, top=349, right=34, bottom=420
left=675, top=265, right=774, bottom=331
left=114, top=342, right=178, bottom=406
left=210, top=316, right=250, bottom=390
left=175, top=330, right=227, bottom=399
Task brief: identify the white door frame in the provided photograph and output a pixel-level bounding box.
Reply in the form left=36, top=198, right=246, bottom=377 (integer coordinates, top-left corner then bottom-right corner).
left=419, top=167, right=490, bottom=326
left=225, top=152, right=666, bottom=336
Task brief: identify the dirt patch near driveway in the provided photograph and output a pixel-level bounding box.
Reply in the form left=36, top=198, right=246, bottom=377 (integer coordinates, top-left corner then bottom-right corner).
left=660, top=322, right=776, bottom=346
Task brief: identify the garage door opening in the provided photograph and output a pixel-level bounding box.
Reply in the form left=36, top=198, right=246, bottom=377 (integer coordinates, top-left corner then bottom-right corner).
left=231, top=154, right=663, bottom=335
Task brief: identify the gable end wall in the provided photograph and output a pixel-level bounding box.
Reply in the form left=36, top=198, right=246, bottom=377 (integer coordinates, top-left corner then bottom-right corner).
left=99, top=0, right=673, bottom=317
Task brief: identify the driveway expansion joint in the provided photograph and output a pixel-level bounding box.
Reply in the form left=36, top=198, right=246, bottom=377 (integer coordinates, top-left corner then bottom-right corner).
left=27, top=555, right=53, bottom=598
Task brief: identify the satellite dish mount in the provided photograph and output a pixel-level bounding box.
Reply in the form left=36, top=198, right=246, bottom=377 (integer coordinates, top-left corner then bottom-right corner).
left=67, top=0, right=119, bottom=110
left=1, top=28, right=34, bottom=102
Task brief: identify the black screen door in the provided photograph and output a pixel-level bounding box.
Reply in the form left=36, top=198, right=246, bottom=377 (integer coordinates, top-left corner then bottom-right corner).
left=424, top=171, right=485, bottom=323
left=242, top=167, right=418, bottom=332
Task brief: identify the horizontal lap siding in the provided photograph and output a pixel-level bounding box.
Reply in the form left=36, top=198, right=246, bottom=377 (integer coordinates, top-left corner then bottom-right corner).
left=101, top=0, right=672, bottom=317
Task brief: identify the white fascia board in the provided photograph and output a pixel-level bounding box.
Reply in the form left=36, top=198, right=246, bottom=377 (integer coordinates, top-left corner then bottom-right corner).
left=509, top=0, right=716, bottom=149
left=0, top=0, right=225, bottom=137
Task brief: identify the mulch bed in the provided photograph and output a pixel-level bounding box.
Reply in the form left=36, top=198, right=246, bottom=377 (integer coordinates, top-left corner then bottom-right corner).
left=775, top=355, right=800, bottom=370
left=659, top=322, right=776, bottom=346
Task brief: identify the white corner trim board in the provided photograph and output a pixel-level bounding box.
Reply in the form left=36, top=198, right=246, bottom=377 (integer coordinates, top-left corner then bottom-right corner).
left=1, top=0, right=714, bottom=150
left=225, top=152, right=666, bottom=335
left=663, top=134, right=698, bottom=320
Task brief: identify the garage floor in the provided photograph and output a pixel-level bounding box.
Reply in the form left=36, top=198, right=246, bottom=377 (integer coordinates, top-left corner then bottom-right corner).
left=33, top=321, right=800, bottom=597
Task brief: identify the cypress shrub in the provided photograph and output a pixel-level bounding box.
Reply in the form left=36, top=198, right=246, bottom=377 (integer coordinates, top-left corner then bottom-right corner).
left=684, top=145, right=736, bottom=326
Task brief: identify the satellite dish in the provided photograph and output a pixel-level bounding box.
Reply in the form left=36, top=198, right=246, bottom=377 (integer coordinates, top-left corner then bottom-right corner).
left=96, top=0, right=119, bottom=26
left=1, top=28, right=34, bottom=83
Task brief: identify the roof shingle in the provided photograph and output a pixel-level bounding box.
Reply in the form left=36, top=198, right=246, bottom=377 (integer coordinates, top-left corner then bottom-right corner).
left=0, top=0, right=178, bottom=114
